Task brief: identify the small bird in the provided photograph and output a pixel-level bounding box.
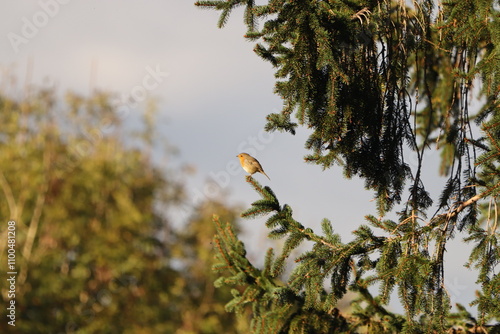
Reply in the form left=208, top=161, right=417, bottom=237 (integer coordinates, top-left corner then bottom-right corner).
left=237, top=153, right=270, bottom=180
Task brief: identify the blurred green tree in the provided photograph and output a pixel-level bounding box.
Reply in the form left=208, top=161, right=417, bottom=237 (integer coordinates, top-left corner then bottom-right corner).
left=0, top=86, right=247, bottom=333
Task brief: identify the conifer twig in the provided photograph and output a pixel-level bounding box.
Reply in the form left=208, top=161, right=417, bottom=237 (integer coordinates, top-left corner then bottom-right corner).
left=351, top=7, right=371, bottom=24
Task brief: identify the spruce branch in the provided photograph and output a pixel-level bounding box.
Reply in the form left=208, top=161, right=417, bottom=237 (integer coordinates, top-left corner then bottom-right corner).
left=212, top=166, right=500, bottom=331
left=425, top=182, right=500, bottom=230
left=351, top=7, right=371, bottom=24
left=200, top=0, right=500, bottom=329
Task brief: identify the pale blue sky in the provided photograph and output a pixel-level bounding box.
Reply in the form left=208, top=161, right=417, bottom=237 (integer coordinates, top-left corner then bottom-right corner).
left=1, top=0, right=481, bottom=314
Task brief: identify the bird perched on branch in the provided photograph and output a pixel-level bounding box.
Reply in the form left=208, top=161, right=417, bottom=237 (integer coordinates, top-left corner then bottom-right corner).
left=237, top=153, right=270, bottom=180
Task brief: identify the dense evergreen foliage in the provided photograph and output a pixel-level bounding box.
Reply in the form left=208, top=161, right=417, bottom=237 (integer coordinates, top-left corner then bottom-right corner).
left=197, top=0, right=500, bottom=332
